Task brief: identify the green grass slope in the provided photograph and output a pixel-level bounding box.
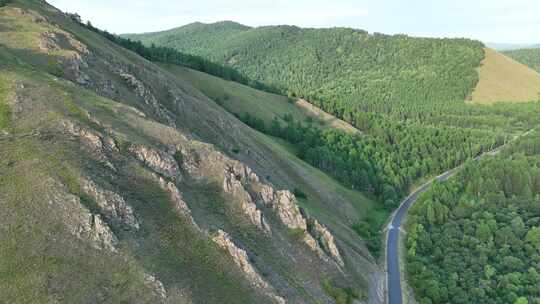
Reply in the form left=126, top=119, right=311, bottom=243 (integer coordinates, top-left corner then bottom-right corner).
left=161, top=64, right=359, bottom=134
left=162, top=61, right=386, bottom=244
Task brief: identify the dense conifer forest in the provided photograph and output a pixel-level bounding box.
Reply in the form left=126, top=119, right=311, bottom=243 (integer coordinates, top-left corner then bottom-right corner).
left=125, top=23, right=485, bottom=113
left=406, top=131, right=540, bottom=304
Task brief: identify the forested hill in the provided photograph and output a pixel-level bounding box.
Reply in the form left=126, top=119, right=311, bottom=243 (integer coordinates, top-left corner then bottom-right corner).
left=124, top=22, right=485, bottom=116
left=505, top=48, right=540, bottom=74
left=124, top=21, right=540, bottom=212
left=407, top=130, right=540, bottom=304
left=125, top=21, right=250, bottom=55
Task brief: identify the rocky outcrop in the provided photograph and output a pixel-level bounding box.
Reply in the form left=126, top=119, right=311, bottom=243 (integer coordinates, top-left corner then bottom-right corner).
left=223, top=166, right=271, bottom=233
left=81, top=178, right=140, bottom=230
left=60, top=120, right=118, bottom=171
left=47, top=183, right=118, bottom=252
left=213, top=230, right=285, bottom=304
left=267, top=189, right=307, bottom=231
left=260, top=186, right=344, bottom=267
left=128, top=144, right=181, bottom=181
left=154, top=174, right=200, bottom=230
left=144, top=273, right=167, bottom=299
left=175, top=144, right=343, bottom=266
left=176, top=145, right=271, bottom=233
left=307, top=218, right=344, bottom=267
left=39, top=30, right=91, bottom=85
left=119, top=72, right=177, bottom=127
left=85, top=213, right=118, bottom=252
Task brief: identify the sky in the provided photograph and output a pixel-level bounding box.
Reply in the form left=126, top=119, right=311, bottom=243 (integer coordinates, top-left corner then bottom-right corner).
left=47, top=0, right=540, bottom=44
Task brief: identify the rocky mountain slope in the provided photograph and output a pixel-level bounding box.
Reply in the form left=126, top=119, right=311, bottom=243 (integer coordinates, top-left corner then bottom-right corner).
left=0, top=1, right=383, bottom=303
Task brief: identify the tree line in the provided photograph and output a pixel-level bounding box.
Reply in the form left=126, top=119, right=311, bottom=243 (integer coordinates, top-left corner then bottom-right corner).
left=238, top=112, right=501, bottom=208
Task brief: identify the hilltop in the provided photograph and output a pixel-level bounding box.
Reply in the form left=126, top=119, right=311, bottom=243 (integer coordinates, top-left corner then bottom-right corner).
left=125, top=21, right=486, bottom=112
left=127, top=22, right=540, bottom=107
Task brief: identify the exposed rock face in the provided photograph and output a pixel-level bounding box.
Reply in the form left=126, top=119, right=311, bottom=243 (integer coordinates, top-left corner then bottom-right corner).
left=61, top=120, right=118, bottom=153
left=80, top=178, right=140, bottom=230
left=144, top=273, right=167, bottom=299
left=47, top=181, right=118, bottom=252
left=128, top=144, right=181, bottom=180
left=259, top=186, right=306, bottom=230
left=86, top=213, right=118, bottom=252
left=260, top=186, right=344, bottom=267
left=308, top=218, right=344, bottom=267
left=175, top=144, right=343, bottom=266
left=213, top=230, right=285, bottom=304
left=154, top=174, right=200, bottom=231
left=62, top=120, right=98, bottom=150
left=39, top=30, right=91, bottom=85
left=176, top=145, right=272, bottom=233
left=223, top=166, right=271, bottom=233
left=272, top=190, right=308, bottom=231
left=60, top=120, right=118, bottom=171
left=119, top=72, right=177, bottom=127
left=302, top=232, right=326, bottom=259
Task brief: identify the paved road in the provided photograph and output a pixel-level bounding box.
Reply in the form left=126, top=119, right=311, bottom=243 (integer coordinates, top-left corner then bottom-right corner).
left=385, top=169, right=456, bottom=304
left=385, top=129, right=534, bottom=304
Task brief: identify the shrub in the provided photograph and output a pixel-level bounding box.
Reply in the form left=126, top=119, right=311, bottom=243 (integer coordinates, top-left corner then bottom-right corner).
left=293, top=187, right=307, bottom=199
left=322, top=279, right=360, bottom=304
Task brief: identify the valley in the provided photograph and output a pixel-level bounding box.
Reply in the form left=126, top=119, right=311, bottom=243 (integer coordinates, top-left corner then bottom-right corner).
left=2, top=1, right=540, bottom=304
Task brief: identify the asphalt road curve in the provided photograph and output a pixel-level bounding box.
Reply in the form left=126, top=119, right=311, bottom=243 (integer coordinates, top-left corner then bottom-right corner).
left=385, top=128, right=535, bottom=303
left=386, top=170, right=456, bottom=304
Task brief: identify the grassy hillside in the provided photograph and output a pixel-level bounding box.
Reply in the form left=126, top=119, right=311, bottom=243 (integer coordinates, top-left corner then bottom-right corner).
left=505, top=47, right=540, bottom=74
left=162, top=63, right=389, bottom=254
left=471, top=48, right=540, bottom=104
left=161, top=64, right=359, bottom=134
left=0, top=1, right=388, bottom=302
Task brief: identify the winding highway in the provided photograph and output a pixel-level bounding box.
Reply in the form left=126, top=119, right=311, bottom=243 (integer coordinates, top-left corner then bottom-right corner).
left=385, top=169, right=457, bottom=304
left=384, top=129, right=534, bottom=304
